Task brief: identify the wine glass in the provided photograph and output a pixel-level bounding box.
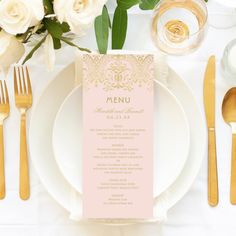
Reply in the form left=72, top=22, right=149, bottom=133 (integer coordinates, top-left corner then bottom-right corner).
left=151, top=0, right=208, bottom=55
left=208, top=0, right=236, bottom=29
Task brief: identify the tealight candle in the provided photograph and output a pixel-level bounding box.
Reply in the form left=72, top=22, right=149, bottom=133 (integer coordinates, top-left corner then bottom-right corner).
left=228, top=45, right=236, bottom=70
left=221, top=39, right=236, bottom=83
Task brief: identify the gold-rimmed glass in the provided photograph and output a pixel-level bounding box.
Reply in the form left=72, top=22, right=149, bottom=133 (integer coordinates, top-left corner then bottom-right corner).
left=151, top=0, right=208, bottom=55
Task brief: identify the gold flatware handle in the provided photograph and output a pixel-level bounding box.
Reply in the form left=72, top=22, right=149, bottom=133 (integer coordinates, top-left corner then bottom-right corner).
left=208, top=128, right=218, bottom=206
left=19, top=113, right=30, bottom=200
left=0, top=125, right=5, bottom=199
left=231, top=134, right=236, bottom=204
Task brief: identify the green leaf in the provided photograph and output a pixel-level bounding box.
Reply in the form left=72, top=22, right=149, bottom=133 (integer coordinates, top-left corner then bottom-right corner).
left=22, top=35, right=47, bottom=64
left=61, top=22, right=70, bottom=33
left=43, top=0, right=54, bottom=14
left=95, top=5, right=110, bottom=54
left=139, top=0, right=160, bottom=10
left=117, top=0, right=140, bottom=9
left=61, top=37, right=91, bottom=53
left=44, top=19, right=63, bottom=39
left=52, top=37, right=61, bottom=50
left=112, top=6, right=128, bottom=49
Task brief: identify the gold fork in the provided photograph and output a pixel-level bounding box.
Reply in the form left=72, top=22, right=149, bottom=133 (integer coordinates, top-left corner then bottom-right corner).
left=14, top=66, right=32, bottom=200
left=0, top=80, right=9, bottom=199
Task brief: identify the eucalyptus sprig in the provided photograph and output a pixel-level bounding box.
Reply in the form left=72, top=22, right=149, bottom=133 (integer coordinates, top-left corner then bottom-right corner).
left=95, top=0, right=161, bottom=54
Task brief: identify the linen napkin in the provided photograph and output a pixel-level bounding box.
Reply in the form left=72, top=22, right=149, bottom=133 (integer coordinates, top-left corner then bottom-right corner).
left=68, top=50, right=170, bottom=222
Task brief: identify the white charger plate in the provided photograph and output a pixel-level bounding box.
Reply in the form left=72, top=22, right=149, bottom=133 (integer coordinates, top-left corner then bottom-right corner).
left=52, top=81, right=190, bottom=198
left=29, top=62, right=206, bottom=221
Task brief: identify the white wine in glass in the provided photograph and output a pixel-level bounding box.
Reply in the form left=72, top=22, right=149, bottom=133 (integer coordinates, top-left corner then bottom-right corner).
left=151, top=0, right=208, bottom=55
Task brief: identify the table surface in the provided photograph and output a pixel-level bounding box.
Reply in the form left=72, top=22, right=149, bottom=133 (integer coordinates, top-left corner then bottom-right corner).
left=0, top=1, right=236, bottom=235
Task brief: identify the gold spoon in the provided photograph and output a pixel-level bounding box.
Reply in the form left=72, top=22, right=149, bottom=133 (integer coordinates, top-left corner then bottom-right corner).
left=222, top=87, right=236, bottom=204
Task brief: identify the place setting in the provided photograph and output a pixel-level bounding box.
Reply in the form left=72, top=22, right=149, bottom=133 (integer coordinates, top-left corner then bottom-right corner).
left=1, top=0, right=236, bottom=234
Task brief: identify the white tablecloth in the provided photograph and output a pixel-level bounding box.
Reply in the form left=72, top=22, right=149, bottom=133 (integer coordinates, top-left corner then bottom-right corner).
left=1, top=0, right=236, bottom=235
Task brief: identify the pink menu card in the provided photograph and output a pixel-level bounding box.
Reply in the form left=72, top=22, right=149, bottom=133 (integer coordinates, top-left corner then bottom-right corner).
left=82, top=54, right=154, bottom=219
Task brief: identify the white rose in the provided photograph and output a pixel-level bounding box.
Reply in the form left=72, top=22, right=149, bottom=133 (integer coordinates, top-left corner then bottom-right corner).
left=0, top=0, right=44, bottom=35
left=54, top=0, right=107, bottom=35
left=0, top=31, right=25, bottom=75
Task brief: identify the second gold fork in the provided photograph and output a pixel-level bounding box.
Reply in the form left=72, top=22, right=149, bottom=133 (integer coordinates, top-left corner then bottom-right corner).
left=14, top=66, right=32, bottom=200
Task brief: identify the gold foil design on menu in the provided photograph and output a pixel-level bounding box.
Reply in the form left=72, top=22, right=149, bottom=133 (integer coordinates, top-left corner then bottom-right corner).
left=83, top=54, right=154, bottom=91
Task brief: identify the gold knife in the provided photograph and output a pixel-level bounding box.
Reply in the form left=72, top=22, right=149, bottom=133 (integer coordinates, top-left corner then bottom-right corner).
left=203, top=55, right=219, bottom=206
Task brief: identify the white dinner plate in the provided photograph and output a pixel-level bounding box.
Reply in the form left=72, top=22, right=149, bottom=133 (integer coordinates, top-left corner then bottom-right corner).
left=29, top=62, right=206, bottom=222
left=52, top=81, right=190, bottom=198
